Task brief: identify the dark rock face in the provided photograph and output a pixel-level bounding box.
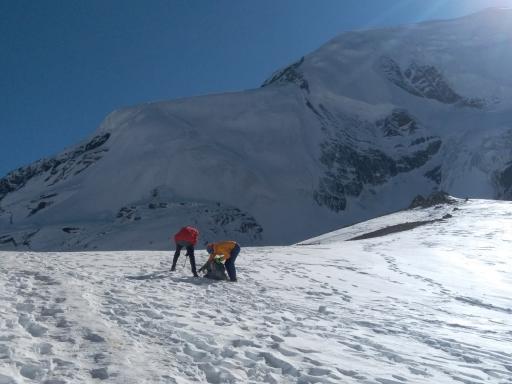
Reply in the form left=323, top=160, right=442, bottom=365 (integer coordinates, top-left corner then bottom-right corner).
left=404, top=62, right=462, bottom=104
left=424, top=166, right=442, bottom=185
left=62, top=227, right=80, bottom=234
left=377, top=109, right=418, bottom=137
left=378, top=56, right=485, bottom=108
left=0, top=235, right=17, bottom=247
left=116, top=206, right=140, bottom=221
left=0, top=133, right=110, bottom=203
left=28, top=201, right=53, bottom=217
left=409, top=191, right=455, bottom=209
left=315, top=139, right=441, bottom=212
left=313, top=107, right=442, bottom=212
left=497, top=163, right=512, bottom=199
left=84, top=133, right=110, bottom=151
left=90, top=368, right=108, bottom=380
left=116, top=199, right=264, bottom=242
left=261, top=57, right=309, bottom=92
left=211, top=207, right=263, bottom=236
left=397, top=140, right=442, bottom=171
left=348, top=220, right=438, bottom=241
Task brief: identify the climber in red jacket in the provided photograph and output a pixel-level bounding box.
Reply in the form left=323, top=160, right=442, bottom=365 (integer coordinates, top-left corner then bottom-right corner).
left=171, top=226, right=199, bottom=277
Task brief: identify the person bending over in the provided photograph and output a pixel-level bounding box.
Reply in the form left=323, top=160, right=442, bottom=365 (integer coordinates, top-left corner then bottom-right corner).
left=205, top=241, right=240, bottom=282
left=171, top=226, right=199, bottom=277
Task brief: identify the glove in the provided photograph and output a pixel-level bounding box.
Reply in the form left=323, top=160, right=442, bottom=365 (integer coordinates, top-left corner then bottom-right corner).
left=214, top=255, right=223, bottom=264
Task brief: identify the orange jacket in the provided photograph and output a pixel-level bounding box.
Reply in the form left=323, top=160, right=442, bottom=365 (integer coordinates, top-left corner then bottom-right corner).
left=207, top=241, right=238, bottom=262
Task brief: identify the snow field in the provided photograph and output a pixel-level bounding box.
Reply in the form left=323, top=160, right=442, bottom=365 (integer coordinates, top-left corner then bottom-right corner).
left=0, top=200, right=511, bottom=383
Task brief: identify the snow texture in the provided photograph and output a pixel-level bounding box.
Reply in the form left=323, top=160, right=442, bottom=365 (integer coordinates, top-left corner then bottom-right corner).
left=0, top=199, right=511, bottom=383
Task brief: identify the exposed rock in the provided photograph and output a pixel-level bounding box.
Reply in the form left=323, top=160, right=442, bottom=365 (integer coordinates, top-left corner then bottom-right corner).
left=409, top=191, right=455, bottom=209
left=396, top=140, right=442, bottom=172
left=0, top=133, right=110, bottom=203
left=261, top=57, right=309, bottom=92
left=497, top=163, right=512, bottom=199
left=378, top=56, right=485, bottom=108
left=377, top=109, right=418, bottom=137
left=348, top=210, right=455, bottom=241
left=90, top=368, right=109, bottom=380
left=28, top=201, right=53, bottom=217
left=424, top=166, right=442, bottom=184
left=348, top=220, right=437, bottom=241
left=62, top=227, right=80, bottom=234
left=0, top=235, right=17, bottom=247
left=117, top=200, right=264, bottom=242
left=315, top=134, right=442, bottom=212
left=379, top=56, right=422, bottom=97
left=404, top=62, right=461, bottom=104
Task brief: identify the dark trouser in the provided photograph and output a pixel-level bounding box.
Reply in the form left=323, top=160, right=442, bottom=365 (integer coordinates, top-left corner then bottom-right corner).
left=225, top=244, right=240, bottom=281
left=172, top=241, right=197, bottom=276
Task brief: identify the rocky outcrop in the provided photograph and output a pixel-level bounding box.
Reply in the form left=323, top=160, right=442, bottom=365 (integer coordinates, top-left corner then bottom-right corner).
left=261, top=57, right=309, bottom=92
left=497, top=163, right=512, bottom=199
left=424, top=166, right=442, bottom=185
left=0, top=133, right=110, bottom=203
left=378, top=57, right=485, bottom=108
left=314, top=107, right=442, bottom=213
left=116, top=198, right=263, bottom=242
left=409, top=191, right=456, bottom=209
left=315, top=137, right=441, bottom=212
left=377, top=109, right=418, bottom=137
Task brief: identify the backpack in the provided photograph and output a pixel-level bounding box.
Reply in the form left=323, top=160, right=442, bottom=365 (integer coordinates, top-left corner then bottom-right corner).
left=203, top=261, right=227, bottom=280
left=174, top=226, right=199, bottom=245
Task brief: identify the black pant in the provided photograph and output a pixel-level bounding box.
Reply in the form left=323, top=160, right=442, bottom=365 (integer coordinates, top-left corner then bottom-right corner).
left=225, top=244, right=240, bottom=281
left=172, top=243, right=197, bottom=276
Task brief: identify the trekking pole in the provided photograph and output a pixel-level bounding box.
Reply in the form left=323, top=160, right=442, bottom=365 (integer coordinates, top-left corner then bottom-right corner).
left=183, top=254, right=188, bottom=269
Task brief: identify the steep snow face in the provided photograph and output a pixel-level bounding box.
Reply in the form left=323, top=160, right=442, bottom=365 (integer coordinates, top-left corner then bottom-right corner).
left=2, top=9, right=512, bottom=250
left=0, top=199, right=511, bottom=383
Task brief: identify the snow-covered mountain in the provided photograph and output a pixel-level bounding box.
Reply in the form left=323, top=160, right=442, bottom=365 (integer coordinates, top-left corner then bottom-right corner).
left=1, top=198, right=511, bottom=383
left=2, top=8, right=512, bottom=250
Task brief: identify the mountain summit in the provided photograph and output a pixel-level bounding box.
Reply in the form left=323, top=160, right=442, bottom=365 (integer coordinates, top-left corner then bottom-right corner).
left=1, top=9, right=512, bottom=250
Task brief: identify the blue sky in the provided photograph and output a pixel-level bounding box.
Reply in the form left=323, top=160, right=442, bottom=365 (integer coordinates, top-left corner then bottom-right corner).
left=1, top=0, right=511, bottom=176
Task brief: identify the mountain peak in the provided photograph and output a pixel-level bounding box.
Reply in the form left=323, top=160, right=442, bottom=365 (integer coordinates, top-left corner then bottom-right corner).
left=454, top=6, right=512, bottom=24
left=2, top=12, right=512, bottom=251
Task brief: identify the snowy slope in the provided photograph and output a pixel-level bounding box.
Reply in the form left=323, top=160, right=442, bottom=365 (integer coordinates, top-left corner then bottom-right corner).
left=1, top=199, right=511, bottom=383
left=2, top=9, right=512, bottom=250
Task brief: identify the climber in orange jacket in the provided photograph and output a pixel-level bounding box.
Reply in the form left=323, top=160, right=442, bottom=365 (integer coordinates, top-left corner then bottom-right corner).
left=204, top=241, right=241, bottom=282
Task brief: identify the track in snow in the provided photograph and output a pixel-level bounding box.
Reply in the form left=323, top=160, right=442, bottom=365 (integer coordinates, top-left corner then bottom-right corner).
left=1, top=200, right=511, bottom=383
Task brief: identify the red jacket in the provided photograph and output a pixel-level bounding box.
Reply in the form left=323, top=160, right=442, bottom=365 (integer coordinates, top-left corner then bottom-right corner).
left=174, top=226, right=199, bottom=246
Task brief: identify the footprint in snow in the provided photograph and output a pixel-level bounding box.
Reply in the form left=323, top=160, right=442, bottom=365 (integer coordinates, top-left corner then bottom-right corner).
left=90, top=367, right=109, bottom=380
left=15, top=302, right=35, bottom=313
left=83, top=329, right=105, bottom=343
left=0, top=344, right=12, bottom=359
left=40, top=306, right=64, bottom=317
left=35, top=342, right=53, bottom=356
left=18, top=362, right=46, bottom=381
left=33, top=274, right=60, bottom=286
left=0, top=373, right=17, bottom=384
left=43, top=378, right=67, bottom=384
left=18, top=314, right=48, bottom=337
